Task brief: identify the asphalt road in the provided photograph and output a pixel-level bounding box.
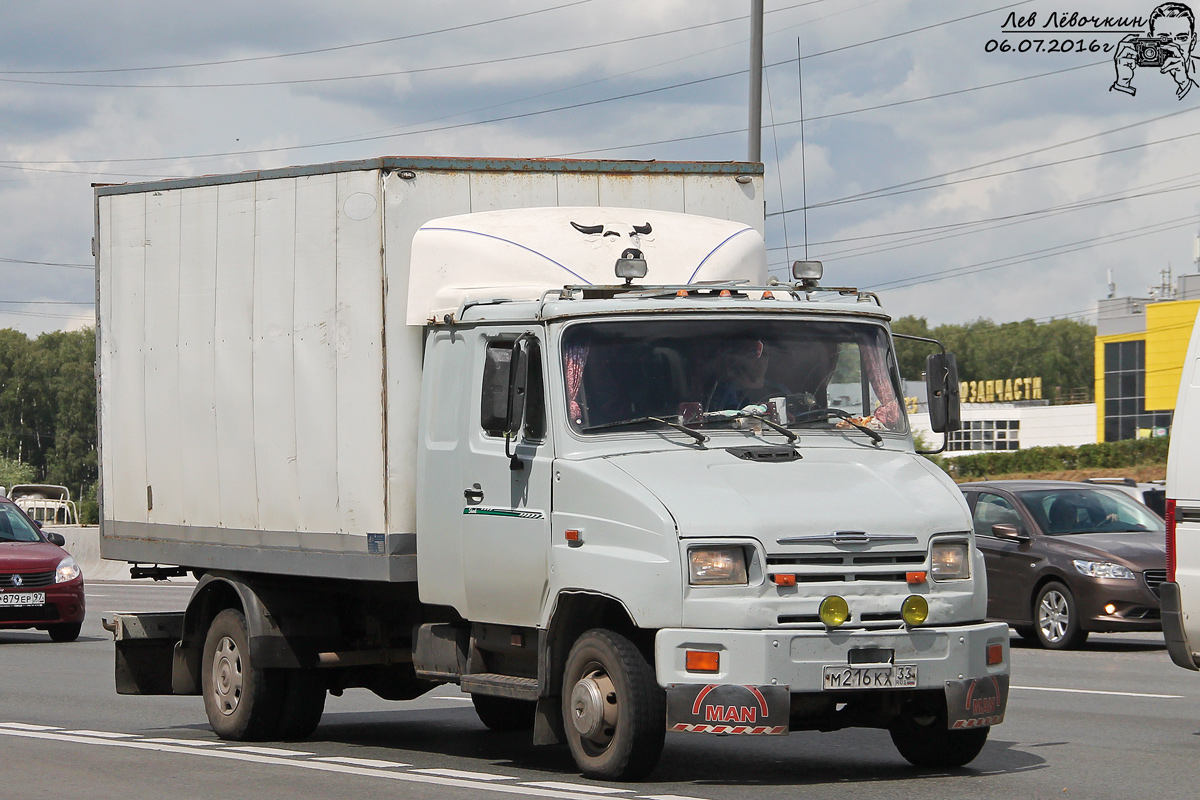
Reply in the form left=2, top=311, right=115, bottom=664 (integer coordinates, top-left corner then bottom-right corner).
left=1, top=581, right=1196, bottom=800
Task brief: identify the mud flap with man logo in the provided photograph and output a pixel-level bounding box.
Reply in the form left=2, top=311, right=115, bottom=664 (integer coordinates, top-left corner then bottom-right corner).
left=945, top=674, right=1009, bottom=729
left=665, top=684, right=790, bottom=734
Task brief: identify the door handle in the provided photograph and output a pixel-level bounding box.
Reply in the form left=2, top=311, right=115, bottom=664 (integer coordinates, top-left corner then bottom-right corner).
left=464, top=487, right=484, bottom=501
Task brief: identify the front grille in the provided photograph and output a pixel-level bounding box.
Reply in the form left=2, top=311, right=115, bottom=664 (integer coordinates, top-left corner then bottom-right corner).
left=1144, top=569, right=1167, bottom=599
left=0, top=571, right=56, bottom=588
left=0, top=605, right=59, bottom=622
left=768, top=552, right=925, bottom=584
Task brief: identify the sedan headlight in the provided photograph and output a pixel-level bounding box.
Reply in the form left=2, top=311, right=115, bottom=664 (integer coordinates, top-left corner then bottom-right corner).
left=931, top=541, right=970, bottom=581
left=1073, top=559, right=1135, bottom=580
left=689, top=547, right=748, bottom=586
left=55, top=556, right=81, bottom=583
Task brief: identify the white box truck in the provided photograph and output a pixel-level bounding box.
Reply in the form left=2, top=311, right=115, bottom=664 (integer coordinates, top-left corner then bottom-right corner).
left=99, top=157, right=1009, bottom=780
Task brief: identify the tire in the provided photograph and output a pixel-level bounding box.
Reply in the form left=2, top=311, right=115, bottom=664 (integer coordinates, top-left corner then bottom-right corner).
left=201, top=609, right=284, bottom=740
left=561, top=629, right=665, bottom=781
left=274, top=669, right=326, bottom=741
left=1034, top=581, right=1088, bottom=650
left=890, top=712, right=989, bottom=768
left=47, top=622, right=82, bottom=642
left=472, top=694, right=537, bottom=732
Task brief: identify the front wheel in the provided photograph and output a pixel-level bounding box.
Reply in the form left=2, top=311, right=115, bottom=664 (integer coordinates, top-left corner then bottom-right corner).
left=1034, top=581, right=1088, bottom=650
left=890, top=712, right=989, bottom=768
left=47, top=622, right=82, bottom=642
left=561, top=629, right=665, bottom=781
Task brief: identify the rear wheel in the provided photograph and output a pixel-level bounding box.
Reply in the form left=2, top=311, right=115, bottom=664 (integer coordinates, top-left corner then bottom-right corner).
left=472, top=694, right=537, bottom=731
left=1034, top=581, right=1088, bottom=650
left=47, top=622, right=82, bottom=642
left=202, top=609, right=284, bottom=740
left=561, top=629, right=665, bottom=781
left=274, top=669, right=326, bottom=741
left=890, top=711, right=989, bottom=768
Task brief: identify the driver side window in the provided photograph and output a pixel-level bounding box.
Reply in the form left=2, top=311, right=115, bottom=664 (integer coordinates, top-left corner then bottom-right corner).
left=972, top=492, right=1022, bottom=538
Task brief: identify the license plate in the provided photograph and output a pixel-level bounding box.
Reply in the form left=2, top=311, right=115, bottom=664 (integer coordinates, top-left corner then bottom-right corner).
left=822, top=664, right=917, bottom=690
left=0, top=592, right=45, bottom=607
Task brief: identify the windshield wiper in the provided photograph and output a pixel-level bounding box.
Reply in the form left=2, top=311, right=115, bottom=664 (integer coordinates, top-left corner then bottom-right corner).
left=791, top=407, right=883, bottom=446
left=581, top=415, right=708, bottom=445
left=700, top=411, right=798, bottom=444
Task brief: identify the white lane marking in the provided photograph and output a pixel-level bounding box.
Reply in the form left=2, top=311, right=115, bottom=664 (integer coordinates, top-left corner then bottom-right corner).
left=1012, top=685, right=1183, bottom=699
left=140, top=738, right=223, bottom=747
left=224, top=745, right=313, bottom=757
left=412, top=768, right=514, bottom=781
left=313, top=756, right=411, bottom=769
left=0, top=723, right=61, bottom=731
left=521, top=782, right=631, bottom=794
left=437, top=696, right=475, bottom=702
left=638, top=795, right=713, bottom=800
left=0, top=728, right=630, bottom=800
left=65, top=729, right=141, bottom=739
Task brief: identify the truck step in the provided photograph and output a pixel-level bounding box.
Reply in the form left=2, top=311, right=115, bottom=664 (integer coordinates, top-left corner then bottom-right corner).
left=460, top=673, right=539, bottom=700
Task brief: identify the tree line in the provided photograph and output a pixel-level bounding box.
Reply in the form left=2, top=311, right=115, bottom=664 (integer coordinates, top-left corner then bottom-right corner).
left=892, top=316, right=1096, bottom=403
left=0, top=328, right=97, bottom=520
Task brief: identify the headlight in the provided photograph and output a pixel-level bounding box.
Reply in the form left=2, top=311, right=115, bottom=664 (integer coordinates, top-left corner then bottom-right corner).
left=689, top=547, right=748, bottom=586
left=1073, top=559, right=1135, bottom=580
left=55, top=556, right=81, bottom=583
left=931, top=541, right=970, bottom=581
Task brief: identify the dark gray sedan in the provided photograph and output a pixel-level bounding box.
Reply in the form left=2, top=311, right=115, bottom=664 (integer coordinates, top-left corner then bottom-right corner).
left=960, top=480, right=1166, bottom=649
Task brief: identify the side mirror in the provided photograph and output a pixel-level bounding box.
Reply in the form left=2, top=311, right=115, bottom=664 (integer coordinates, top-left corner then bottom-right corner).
left=504, top=337, right=531, bottom=470
left=925, top=352, right=961, bottom=433
left=46, top=531, right=67, bottom=547
left=992, top=524, right=1029, bottom=542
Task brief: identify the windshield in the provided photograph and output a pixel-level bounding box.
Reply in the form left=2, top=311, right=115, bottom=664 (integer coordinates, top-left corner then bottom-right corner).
left=0, top=503, right=43, bottom=543
left=562, top=318, right=906, bottom=434
left=1017, top=488, right=1165, bottom=535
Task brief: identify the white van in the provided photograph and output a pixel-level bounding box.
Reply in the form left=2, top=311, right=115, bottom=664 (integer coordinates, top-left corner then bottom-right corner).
left=1164, top=312, right=1200, bottom=670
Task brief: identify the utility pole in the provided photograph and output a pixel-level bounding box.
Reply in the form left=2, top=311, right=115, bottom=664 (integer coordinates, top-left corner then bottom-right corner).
left=748, top=0, right=763, bottom=162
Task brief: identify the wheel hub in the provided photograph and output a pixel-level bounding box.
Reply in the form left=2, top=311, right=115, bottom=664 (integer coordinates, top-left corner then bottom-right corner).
left=1039, top=590, right=1069, bottom=642
left=212, top=636, right=243, bottom=716
left=569, top=669, right=617, bottom=742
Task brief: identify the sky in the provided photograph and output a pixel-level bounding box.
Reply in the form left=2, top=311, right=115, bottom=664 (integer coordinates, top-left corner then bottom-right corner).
left=2, top=0, right=1200, bottom=335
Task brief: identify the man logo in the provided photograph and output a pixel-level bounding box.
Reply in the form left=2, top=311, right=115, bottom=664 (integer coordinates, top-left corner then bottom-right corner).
left=1113, top=2, right=1199, bottom=99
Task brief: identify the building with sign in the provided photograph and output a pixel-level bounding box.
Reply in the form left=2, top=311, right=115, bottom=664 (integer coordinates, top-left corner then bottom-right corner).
left=1094, top=272, right=1200, bottom=442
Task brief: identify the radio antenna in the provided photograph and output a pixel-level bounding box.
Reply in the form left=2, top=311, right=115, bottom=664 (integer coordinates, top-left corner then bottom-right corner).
left=797, top=36, right=810, bottom=261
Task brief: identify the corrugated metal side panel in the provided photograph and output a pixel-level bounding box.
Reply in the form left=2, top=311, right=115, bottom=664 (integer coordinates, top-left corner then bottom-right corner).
left=382, top=171, right=470, bottom=534
left=213, top=181, right=259, bottom=530
left=682, top=174, right=765, bottom=236
left=292, top=174, right=341, bottom=534
left=178, top=186, right=221, bottom=527
left=468, top=172, right=559, bottom=211
left=100, top=194, right=150, bottom=526
left=334, top=170, right=387, bottom=536
left=597, top=174, right=686, bottom=213
left=252, top=178, right=302, bottom=533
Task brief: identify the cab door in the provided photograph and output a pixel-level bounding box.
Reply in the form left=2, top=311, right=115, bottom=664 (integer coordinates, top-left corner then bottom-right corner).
left=460, top=330, right=553, bottom=627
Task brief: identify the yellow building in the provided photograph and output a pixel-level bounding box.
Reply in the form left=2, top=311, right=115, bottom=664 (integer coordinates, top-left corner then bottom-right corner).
left=1094, top=293, right=1200, bottom=442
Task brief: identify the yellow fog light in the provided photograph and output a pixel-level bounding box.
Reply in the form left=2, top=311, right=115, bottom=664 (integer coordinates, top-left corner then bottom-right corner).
left=901, top=595, right=929, bottom=627
left=819, top=595, right=849, bottom=627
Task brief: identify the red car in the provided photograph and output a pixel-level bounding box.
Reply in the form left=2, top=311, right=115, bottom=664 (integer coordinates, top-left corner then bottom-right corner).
left=0, top=496, right=85, bottom=641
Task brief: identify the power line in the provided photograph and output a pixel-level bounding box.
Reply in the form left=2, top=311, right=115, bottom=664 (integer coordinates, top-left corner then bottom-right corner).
left=0, top=0, right=597, bottom=75
left=0, top=257, right=92, bottom=269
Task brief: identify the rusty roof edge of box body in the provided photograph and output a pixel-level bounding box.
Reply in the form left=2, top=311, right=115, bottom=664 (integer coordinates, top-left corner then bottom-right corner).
left=93, top=156, right=765, bottom=196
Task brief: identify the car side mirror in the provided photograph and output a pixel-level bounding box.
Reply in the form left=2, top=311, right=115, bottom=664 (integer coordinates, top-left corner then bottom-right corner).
left=926, top=352, right=961, bottom=434
left=992, top=524, right=1029, bottom=542
left=45, top=531, right=67, bottom=547
left=504, top=337, right=531, bottom=471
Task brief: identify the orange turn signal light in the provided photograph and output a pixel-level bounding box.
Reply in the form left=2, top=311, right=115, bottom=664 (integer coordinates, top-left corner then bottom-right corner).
left=986, top=643, right=1004, bottom=666
left=719, top=289, right=732, bottom=297
left=685, top=650, right=720, bottom=673
left=771, top=574, right=797, bottom=586
left=676, top=289, right=690, bottom=297
left=565, top=529, right=581, bottom=545
left=762, top=290, right=776, bottom=300
left=906, top=571, right=927, bottom=585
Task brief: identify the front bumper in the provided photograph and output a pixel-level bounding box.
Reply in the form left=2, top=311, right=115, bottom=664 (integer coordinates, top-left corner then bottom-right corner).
left=1161, top=581, right=1199, bottom=670
left=0, top=580, right=85, bottom=630
left=657, top=621, right=1009, bottom=731
left=1074, top=576, right=1161, bottom=633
